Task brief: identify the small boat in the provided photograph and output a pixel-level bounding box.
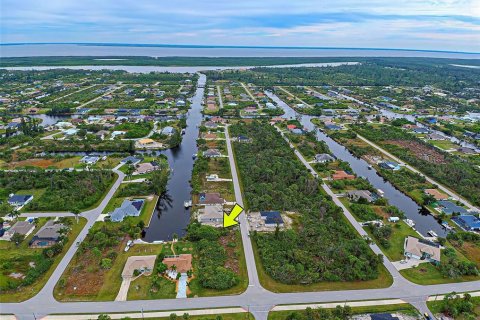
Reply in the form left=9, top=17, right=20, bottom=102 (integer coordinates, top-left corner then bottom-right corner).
left=181, top=128, right=186, bottom=135
left=442, top=222, right=453, bottom=230
left=427, top=230, right=438, bottom=238
left=404, top=219, right=416, bottom=228
left=192, top=153, right=197, bottom=159
left=367, top=165, right=372, bottom=170
left=376, top=189, right=385, bottom=197
left=184, top=200, right=192, bottom=208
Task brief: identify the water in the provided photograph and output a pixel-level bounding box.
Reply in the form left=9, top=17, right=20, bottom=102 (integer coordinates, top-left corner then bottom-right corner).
left=1, top=62, right=359, bottom=73
left=2, top=44, right=479, bottom=59
left=142, top=73, right=206, bottom=241
left=267, top=91, right=447, bottom=237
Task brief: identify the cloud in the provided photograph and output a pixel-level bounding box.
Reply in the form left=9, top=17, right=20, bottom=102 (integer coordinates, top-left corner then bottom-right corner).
left=1, top=0, right=479, bottom=52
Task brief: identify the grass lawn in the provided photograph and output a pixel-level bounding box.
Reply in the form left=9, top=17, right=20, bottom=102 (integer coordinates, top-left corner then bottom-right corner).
left=429, top=140, right=458, bottom=150
left=93, top=157, right=121, bottom=169
left=101, top=193, right=158, bottom=226
left=127, top=274, right=176, bottom=300
left=252, top=240, right=393, bottom=293
left=16, top=188, right=47, bottom=203
left=427, top=296, right=480, bottom=319
left=364, top=221, right=419, bottom=262
left=400, top=261, right=480, bottom=285
left=268, top=303, right=418, bottom=320
left=80, top=312, right=253, bottom=320
left=0, top=217, right=87, bottom=302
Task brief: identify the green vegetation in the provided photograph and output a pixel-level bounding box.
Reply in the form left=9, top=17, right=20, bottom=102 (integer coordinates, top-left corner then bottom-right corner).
left=230, top=121, right=382, bottom=285
left=114, top=121, right=153, bottom=139
left=428, top=293, right=480, bottom=320
left=0, top=170, right=116, bottom=211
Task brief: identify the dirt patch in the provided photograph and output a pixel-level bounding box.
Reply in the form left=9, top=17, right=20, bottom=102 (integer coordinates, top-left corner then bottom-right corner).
left=219, top=231, right=240, bottom=274
left=384, top=140, right=447, bottom=164
left=62, top=238, right=126, bottom=297
left=7, top=158, right=56, bottom=169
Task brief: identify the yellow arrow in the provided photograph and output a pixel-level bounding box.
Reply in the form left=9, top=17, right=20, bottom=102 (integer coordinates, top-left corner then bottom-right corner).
left=223, top=203, right=244, bottom=228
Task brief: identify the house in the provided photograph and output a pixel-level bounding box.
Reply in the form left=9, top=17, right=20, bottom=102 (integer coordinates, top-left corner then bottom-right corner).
left=325, top=124, right=342, bottom=131
left=457, top=147, right=477, bottom=155
left=161, top=126, right=175, bottom=136
left=314, top=153, right=335, bottom=163
left=286, top=124, right=296, bottom=130
left=203, top=133, right=217, bottom=140
left=176, top=100, right=186, bottom=107
left=379, top=161, right=401, bottom=171
left=260, top=211, right=284, bottom=227
left=111, top=131, right=126, bottom=138
left=30, top=220, right=66, bottom=248
left=8, top=194, right=33, bottom=207
left=203, top=149, right=221, bottom=158
left=266, top=102, right=276, bottom=109
left=109, top=199, right=145, bottom=222
left=121, top=156, right=143, bottom=165
left=452, top=215, right=480, bottom=232
left=424, top=189, right=449, bottom=201
left=138, top=138, right=155, bottom=146
left=198, top=193, right=225, bottom=206
left=206, top=174, right=219, bottom=181
left=346, top=190, right=375, bottom=203
left=204, top=121, right=218, bottom=129
left=95, top=130, right=110, bottom=140
left=412, top=127, right=430, bottom=134
left=63, top=128, right=79, bottom=136
left=404, top=236, right=441, bottom=264
left=332, top=170, right=355, bottom=180
left=197, top=205, right=223, bottom=226
left=134, top=162, right=158, bottom=175
left=162, top=254, right=192, bottom=273
left=80, top=155, right=100, bottom=165
left=3, top=221, right=35, bottom=240
left=122, top=255, right=156, bottom=278
left=436, top=200, right=468, bottom=215
left=428, top=133, right=447, bottom=141
left=236, top=135, right=251, bottom=143
left=290, top=128, right=303, bottom=135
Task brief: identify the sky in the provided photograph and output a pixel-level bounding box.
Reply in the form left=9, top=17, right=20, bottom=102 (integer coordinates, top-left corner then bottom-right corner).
left=1, top=0, right=480, bottom=52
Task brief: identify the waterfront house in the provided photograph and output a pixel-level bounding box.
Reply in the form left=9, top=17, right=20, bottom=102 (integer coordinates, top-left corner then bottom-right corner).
left=379, top=161, right=401, bottom=171
left=428, top=133, right=447, bottom=141
left=161, top=126, right=175, bottom=136
left=424, top=189, right=449, bottom=201
left=109, top=199, right=145, bottom=222
left=162, top=254, right=192, bottom=273
left=80, top=155, right=100, bottom=165
left=30, top=220, right=66, bottom=248
left=8, top=194, right=33, bottom=208
left=325, top=124, right=342, bottom=131
left=197, top=205, right=224, bottom=226
left=198, top=193, right=225, bottom=206
left=204, top=121, right=218, bottom=129
left=121, top=156, right=143, bottom=165
left=314, top=153, right=335, bottom=163
left=412, top=127, right=430, bottom=134
left=203, top=149, right=221, bottom=158
left=134, top=162, right=158, bottom=175
left=436, top=200, right=468, bottom=215
left=452, top=215, right=480, bottom=232
left=457, top=147, right=477, bottom=155
left=404, top=236, right=441, bottom=264
left=332, top=170, right=355, bottom=180
left=346, top=190, right=375, bottom=203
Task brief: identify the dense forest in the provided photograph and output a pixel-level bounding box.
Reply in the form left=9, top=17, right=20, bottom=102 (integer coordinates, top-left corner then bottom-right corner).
left=0, top=170, right=116, bottom=211
left=230, top=121, right=381, bottom=284
left=206, top=59, right=480, bottom=92
left=352, top=124, right=480, bottom=206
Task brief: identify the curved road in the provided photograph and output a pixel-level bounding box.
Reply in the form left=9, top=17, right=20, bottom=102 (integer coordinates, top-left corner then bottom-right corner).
left=3, top=76, right=480, bottom=320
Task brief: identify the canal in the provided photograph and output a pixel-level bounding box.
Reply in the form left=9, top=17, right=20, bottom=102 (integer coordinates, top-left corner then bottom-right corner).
left=142, top=73, right=206, bottom=241
left=267, top=91, right=447, bottom=237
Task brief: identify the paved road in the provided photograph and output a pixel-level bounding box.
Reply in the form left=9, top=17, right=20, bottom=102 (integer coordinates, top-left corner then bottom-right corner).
left=217, top=85, right=224, bottom=109
left=241, top=82, right=262, bottom=109
left=75, top=85, right=123, bottom=110
left=356, top=133, right=478, bottom=212
left=4, top=77, right=480, bottom=320
left=275, top=86, right=312, bottom=107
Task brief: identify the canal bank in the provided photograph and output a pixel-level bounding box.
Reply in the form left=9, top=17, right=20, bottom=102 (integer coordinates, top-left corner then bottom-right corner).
left=267, top=91, right=447, bottom=237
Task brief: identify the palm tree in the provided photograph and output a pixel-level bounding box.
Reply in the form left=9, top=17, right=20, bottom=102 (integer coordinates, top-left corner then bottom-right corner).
left=72, top=207, right=81, bottom=224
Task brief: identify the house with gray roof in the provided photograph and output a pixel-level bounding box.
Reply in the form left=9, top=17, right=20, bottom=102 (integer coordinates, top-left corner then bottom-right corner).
left=30, top=220, right=66, bottom=247
left=346, top=190, right=376, bottom=203
left=121, top=156, right=143, bottom=165
left=314, top=153, right=335, bottom=163
left=161, top=126, right=175, bottom=136
left=436, top=200, right=468, bottom=215
left=203, top=149, right=222, bottom=158
left=109, top=199, right=145, bottom=222
left=3, top=221, right=35, bottom=240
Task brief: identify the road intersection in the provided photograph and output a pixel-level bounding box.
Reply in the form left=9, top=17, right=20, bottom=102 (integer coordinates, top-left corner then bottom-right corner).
left=2, top=77, right=480, bottom=320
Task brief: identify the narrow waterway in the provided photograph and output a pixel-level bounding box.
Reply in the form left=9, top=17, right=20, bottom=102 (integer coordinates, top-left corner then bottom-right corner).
left=142, top=73, right=206, bottom=241
left=267, top=91, right=447, bottom=237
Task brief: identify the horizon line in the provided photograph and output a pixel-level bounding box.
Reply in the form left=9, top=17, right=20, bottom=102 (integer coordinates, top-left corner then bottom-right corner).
left=1, top=42, right=479, bottom=55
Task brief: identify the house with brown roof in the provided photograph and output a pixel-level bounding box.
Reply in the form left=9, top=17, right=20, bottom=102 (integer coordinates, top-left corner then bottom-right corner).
left=162, top=254, right=192, bottom=273
left=332, top=170, right=355, bottom=180
left=198, top=192, right=225, bottom=206
left=424, top=189, right=449, bottom=201
left=404, top=236, right=441, bottom=264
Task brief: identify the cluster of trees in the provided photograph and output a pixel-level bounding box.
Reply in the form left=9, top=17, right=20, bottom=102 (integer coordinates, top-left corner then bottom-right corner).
left=367, top=224, right=393, bottom=249
left=439, top=248, right=479, bottom=279
left=353, top=124, right=480, bottom=206
left=114, top=121, right=153, bottom=139
left=349, top=203, right=381, bottom=221
left=439, top=292, right=478, bottom=319
left=0, top=170, right=115, bottom=211
left=283, top=306, right=352, bottom=320
left=186, top=223, right=239, bottom=290
left=230, top=121, right=381, bottom=284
